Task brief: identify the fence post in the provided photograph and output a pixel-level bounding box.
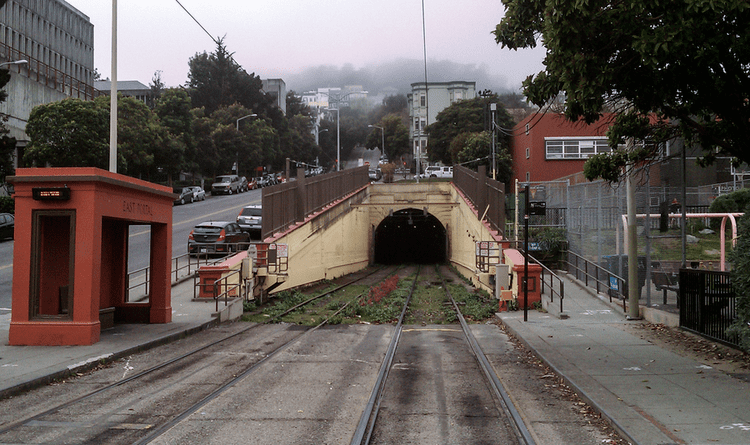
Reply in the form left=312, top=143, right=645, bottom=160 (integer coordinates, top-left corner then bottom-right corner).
left=296, top=167, right=307, bottom=224
left=585, top=260, right=589, bottom=286
left=477, top=165, right=488, bottom=223
left=560, top=280, right=564, bottom=313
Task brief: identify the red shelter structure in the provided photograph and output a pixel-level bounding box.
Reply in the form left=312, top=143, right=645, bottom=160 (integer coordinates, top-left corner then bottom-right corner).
left=8, top=168, right=175, bottom=346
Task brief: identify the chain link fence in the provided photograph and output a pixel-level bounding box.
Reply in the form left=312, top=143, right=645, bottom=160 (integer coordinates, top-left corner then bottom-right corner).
left=506, top=174, right=748, bottom=307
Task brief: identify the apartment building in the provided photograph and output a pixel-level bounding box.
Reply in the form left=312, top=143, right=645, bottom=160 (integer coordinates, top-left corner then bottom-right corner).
left=407, top=81, right=475, bottom=166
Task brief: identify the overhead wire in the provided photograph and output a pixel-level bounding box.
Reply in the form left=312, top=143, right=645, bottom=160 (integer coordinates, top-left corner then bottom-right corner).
left=174, top=0, right=220, bottom=46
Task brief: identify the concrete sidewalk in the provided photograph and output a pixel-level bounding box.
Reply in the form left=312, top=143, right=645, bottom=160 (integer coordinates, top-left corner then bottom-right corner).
left=0, top=278, right=241, bottom=398
left=498, top=274, right=750, bottom=445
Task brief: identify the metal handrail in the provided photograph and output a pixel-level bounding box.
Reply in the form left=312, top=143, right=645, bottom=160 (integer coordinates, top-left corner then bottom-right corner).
left=564, top=250, right=628, bottom=311
left=528, top=253, right=565, bottom=313
left=126, top=249, right=236, bottom=301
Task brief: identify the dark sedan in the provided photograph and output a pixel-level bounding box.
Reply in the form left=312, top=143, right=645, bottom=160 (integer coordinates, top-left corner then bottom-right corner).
left=0, top=213, right=13, bottom=240
left=188, top=221, right=250, bottom=256
left=173, top=187, right=194, bottom=205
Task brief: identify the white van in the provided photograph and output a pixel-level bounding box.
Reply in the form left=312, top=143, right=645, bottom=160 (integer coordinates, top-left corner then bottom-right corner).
left=421, top=165, right=453, bottom=178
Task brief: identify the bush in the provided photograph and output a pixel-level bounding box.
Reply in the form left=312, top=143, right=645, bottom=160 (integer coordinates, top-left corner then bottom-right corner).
left=728, top=208, right=750, bottom=350
left=709, top=188, right=750, bottom=229
left=0, top=196, right=13, bottom=214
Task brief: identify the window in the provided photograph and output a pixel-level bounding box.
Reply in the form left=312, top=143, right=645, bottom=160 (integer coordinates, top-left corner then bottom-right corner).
left=525, top=147, right=530, bottom=159
left=526, top=172, right=530, bottom=182
left=545, top=138, right=610, bottom=159
left=525, top=123, right=530, bottom=135
left=420, top=95, right=425, bottom=107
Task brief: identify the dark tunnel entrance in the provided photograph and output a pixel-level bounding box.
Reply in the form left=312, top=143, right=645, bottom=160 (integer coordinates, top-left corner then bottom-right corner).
left=374, top=208, right=447, bottom=264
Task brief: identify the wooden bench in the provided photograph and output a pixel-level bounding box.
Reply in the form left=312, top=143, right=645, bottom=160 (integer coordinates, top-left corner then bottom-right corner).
left=652, top=271, right=679, bottom=304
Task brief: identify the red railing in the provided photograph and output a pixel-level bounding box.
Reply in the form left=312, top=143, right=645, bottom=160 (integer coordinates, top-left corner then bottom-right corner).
left=261, top=166, right=369, bottom=239
left=0, top=42, right=95, bottom=100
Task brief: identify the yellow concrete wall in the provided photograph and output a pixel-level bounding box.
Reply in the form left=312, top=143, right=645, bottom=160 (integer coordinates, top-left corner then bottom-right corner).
left=447, top=185, right=500, bottom=295
left=265, top=189, right=371, bottom=293
left=263, top=182, right=502, bottom=296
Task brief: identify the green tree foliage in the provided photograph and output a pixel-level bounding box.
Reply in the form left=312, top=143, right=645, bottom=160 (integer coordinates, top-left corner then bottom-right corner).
left=98, top=95, right=164, bottom=179
left=729, top=209, right=750, bottom=350
left=334, top=107, right=369, bottom=170
left=451, top=131, right=513, bottom=183
left=369, top=94, right=408, bottom=126
left=187, top=38, right=267, bottom=116
left=24, top=98, right=110, bottom=168
left=285, top=114, right=320, bottom=166
left=0, top=68, right=17, bottom=183
left=708, top=188, right=750, bottom=229
left=155, top=89, right=193, bottom=180
left=494, top=0, right=750, bottom=181
left=366, top=114, right=409, bottom=162
left=425, top=95, right=514, bottom=175
left=286, top=91, right=311, bottom=118
left=191, top=108, right=220, bottom=177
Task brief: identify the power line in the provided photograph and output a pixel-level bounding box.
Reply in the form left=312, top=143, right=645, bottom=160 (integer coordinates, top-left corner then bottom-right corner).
left=174, top=0, right=219, bottom=46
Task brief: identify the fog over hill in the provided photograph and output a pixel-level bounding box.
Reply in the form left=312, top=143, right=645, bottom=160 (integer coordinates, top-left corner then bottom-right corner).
left=283, top=58, right=522, bottom=97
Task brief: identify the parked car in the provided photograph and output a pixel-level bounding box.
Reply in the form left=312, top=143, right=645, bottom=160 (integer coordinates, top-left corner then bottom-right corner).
left=236, top=205, right=262, bottom=237
left=188, top=221, right=250, bottom=256
left=369, top=168, right=382, bottom=181
left=253, top=176, right=266, bottom=188
left=264, top=173, right=278, bottom=186
left=173, top=187, right=194, bottom=205
left=188, top=186, right=206, bottom=201
left=211, top=175, right=241, bottom=195
left=0, top=212, right=14, bottom=240
left=246, top=177, right=258, bottom=190
left=420, top=165, right=453, bottom=178
left=239, top=176, right=249, bottom=192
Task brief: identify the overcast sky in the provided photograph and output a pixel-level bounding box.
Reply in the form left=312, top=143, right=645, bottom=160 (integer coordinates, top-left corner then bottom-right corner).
left=66, top=0, right=545, bottom=94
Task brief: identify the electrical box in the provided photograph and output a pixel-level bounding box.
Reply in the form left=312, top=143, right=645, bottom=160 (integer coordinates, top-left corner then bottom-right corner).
left=495, top=264, right=511, bottom=299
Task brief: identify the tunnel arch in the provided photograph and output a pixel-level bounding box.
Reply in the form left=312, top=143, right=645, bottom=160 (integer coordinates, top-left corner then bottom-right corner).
left=373, top=208, right=447, bottom=264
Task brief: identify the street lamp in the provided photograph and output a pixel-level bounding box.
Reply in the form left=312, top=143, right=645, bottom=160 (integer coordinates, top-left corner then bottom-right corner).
left=235, top=114, right=257, bottom=176
left=323, top=90, right=367, bottom=171
left=315, top=127, right=328, bottom=145
left=368, top=124, right=385, bottom=160
left=0, top=59, right=28, bottom=69
left=236, top=114, right=257, bottom=131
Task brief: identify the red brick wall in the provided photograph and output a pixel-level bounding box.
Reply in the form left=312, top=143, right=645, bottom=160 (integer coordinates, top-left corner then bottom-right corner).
left=511, top=113, right=615, bottom=184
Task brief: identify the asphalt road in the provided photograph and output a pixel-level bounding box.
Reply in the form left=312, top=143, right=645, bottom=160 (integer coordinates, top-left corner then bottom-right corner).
left=0, top=188, right=262, bottom=313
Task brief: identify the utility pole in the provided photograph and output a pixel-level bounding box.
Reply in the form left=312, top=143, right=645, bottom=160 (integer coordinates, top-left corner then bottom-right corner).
left=625, top=140, right=641, bottom=319
left=109, top=0, right=118, bottom=173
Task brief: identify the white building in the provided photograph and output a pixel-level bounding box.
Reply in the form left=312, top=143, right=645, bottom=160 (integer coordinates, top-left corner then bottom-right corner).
left=262, top=78, right=287, bottom=115
left=407, top=81, right=476, bottom=166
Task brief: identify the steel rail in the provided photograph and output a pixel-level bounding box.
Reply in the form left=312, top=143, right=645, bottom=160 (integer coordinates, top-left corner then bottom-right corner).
left=133, top=281, right=373, bottom=444
left=0, top=266, right=392, bottom=439
left=438, top=265, right=536, bottom=445
left=350, top=265, right=421, bottom=445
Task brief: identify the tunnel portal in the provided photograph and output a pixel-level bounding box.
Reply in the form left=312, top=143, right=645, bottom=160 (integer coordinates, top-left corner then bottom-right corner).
left=374, top=208, right=447, bottom=264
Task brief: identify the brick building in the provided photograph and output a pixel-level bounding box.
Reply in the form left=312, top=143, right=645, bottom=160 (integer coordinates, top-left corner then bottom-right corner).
left=511, top=112, right=616, bottom=185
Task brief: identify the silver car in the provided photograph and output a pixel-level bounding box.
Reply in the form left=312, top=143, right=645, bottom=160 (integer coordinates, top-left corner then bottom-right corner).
left=236, top=205, right=262, bottom=237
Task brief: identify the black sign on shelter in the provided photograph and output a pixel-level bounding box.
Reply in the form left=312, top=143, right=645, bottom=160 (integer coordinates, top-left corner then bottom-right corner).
left=529, top=201, right=546, bottom=216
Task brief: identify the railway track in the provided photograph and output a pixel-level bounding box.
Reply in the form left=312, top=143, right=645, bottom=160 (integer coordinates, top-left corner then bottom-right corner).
left=0, top=266, right=398, bottom=444
left=0, top=264, right=587, bottom=444
left=351, top=264, right=534, bottom=445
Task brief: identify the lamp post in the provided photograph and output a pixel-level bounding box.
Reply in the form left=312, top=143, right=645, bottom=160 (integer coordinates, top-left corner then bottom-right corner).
left=0, top=59, right=28, bottom=69
left=235, top=114, right=257, bottom=176
left=315, top=127, right=328, bottom=145
left=323, top=90, right=367, bottom=171
left=368, top=124, right=385, bottom=160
